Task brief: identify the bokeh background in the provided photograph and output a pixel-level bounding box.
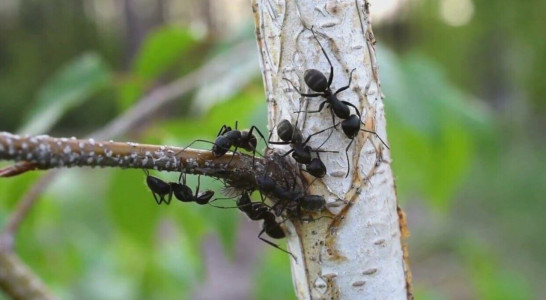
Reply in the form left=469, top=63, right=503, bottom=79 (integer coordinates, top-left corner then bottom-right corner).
left=0, top=0, right=545, bottom=299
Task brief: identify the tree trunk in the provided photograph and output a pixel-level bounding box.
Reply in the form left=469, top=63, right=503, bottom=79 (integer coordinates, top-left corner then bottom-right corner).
left=251, top=0, right=412, bottom=299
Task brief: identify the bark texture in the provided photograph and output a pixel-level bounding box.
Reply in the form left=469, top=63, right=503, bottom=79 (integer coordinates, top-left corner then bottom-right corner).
left=251, top=0, right=411, bottom=299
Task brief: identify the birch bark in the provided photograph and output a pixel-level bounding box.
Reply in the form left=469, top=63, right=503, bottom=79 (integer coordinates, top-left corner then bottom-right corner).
left=251, top=0, right=412, bottom=299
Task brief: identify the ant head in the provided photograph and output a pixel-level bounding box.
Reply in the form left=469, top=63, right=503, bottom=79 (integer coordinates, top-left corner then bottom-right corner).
left=146, top=175, right=171, bottom=194
left=306, top=158, right=326, bottom=178
left=299, top=195, right=326, bottom=212
left=277, top=119, right=294, bottom=142
left=304, top=69, right=328, bottom=92
left=212, top=136, right=231, bottom=157
left=341, top=115, right=361, bottom=139
left=195, top=190, right=215, bottom=205
left=240, top=131, right=257, bottom=151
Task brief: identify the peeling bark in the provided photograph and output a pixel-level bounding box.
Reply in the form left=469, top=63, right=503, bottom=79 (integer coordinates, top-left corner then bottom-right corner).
left=251, top=0, right=411, bottom=299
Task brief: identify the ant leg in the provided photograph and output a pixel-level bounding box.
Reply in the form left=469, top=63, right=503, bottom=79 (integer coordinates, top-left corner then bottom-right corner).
left=150, top=192, right=162, bottom=205
left=268, top=141, right=291, bottom=145
left=344, top=138, right=355, bottom=178
left=310, top=27, right=335, bottom=89
left=294, top=100, right=328, bottom=114
left=195, top=175, right=201, bottom=198
left=283, top=78, right=322, bottom=97
left=334, top=69, right=356, bottom=95
left=174, top=139, right=218, bottom=156
left=226, top=146, right=239, bottom=167
left=217, top=125, right=230, bottom=137
left=165, top=190, right=173, bottom=205
left=361, top=129, right=390, bottom=150
left=280, top=149, right=295, bottom=158
left=341, top=101, right=362, bottom=119
left=257, top=228, right=296, bottom=260
left=248, top=126, right=269, bottom=148
left=302, top=120, right=342, bottom=145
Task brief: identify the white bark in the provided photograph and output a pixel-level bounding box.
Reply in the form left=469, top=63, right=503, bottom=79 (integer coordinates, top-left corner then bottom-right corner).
left=251, top=0, right=411, bottom=299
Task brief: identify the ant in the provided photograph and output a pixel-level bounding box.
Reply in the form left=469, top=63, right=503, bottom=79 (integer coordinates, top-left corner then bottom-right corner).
left=178, top=121, right=268, bottom=166
left=283, top=27, right=360, bottom=127
left=284, top=27, right=390, bottom=176
left=268, top=119, right=336, bottom=178
left=256, top=172, right=327, bottom=217
left=144, top=170, right=215, bottom=205
left=211, top=190, right=296, bottom=259
left=171, top=173, right=215, bottom=205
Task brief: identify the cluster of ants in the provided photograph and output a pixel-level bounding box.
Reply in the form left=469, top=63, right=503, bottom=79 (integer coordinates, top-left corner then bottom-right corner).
left=144, top=28, right=389, bottom=259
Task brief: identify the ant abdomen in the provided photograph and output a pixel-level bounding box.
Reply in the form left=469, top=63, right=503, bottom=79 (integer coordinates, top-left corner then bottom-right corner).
left=299, top=195, right=326, bottom=212
left=304, top=69, right=328, bottom=92
left=146, top=176, right=171, bottom=195
left=277, top=119, right=294, bottom=142
left=306, top=158, right=327, bottom=178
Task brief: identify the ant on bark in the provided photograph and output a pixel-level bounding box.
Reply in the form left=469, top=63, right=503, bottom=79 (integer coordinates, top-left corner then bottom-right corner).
left=268, top=119, right=337, bottom=178
left=211, top=190, right=296, bottom=259
left=284, top=27, right=390, bottom=176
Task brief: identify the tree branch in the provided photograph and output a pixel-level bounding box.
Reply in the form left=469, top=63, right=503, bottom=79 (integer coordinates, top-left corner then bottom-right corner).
left=0, top=251, right=57, bottom=300
left=252, top=0, right=412, bottom=298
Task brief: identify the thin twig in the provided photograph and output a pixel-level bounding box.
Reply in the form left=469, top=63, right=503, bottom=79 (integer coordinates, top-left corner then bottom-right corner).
left=0, top=41, right=256, bottom=243
left=0, top=42, right=258, bottom=299
left=0, top=132, right=267, bottom=183
left=0, top=251, right=57, bottom=300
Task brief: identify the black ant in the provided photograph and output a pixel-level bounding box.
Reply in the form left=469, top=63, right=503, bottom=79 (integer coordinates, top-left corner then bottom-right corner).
left=284, top=27, right=391, bottom=176
left=144, top=170, right=173, bottom=205
left=283, top=27, right=360, bottom=127
left=256, top=172, right=327, bottom=217
left=178, top=121, right=267, bottom=166
left=268, top=119, right=336, bottom=178
left=211, top=190, right=296, bottom=259
left=144, top=170, right=215, bottom=205
left=171, top=173, right=215, bottom=205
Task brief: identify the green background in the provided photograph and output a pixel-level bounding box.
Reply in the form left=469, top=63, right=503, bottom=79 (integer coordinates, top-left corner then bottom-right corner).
left=0, top=0, right=544, bottom=299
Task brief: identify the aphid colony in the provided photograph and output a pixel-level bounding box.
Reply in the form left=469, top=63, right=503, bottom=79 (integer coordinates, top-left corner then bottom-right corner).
left=144, top=27, right=389, bottom=258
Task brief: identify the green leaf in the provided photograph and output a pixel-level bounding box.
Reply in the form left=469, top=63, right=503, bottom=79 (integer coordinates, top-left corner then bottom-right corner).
left=19, top=53, right=111, bottom=134
left=253, top=248, right=296, bottom=300
left=107, top=169, right=161, bottom=244
left=134, top=27, right=197, bottom=79
left=379, top=47, right=493, bottom=209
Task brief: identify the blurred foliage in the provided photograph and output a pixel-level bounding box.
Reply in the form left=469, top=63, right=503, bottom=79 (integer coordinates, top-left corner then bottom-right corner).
left=0, top=0, right=545, bottom=299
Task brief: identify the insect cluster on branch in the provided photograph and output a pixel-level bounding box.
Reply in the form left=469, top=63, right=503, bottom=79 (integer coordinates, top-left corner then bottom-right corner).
left=144, top=27, right=389, bottom=258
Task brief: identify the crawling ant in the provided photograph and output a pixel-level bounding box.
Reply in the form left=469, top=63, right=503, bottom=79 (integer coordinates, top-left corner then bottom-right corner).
left=284, top=27, right=360, bottom=127
left=179, top=121, right=267, bottom=166
left=256, top=172, right=327, bottom=216
left=211, top=190, right=296, bottom=259
left=172, top=173, right=215, bottom=205
left=284, top=27, right=390, bottom=176
left=269, top=119, right=336, bottom=178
